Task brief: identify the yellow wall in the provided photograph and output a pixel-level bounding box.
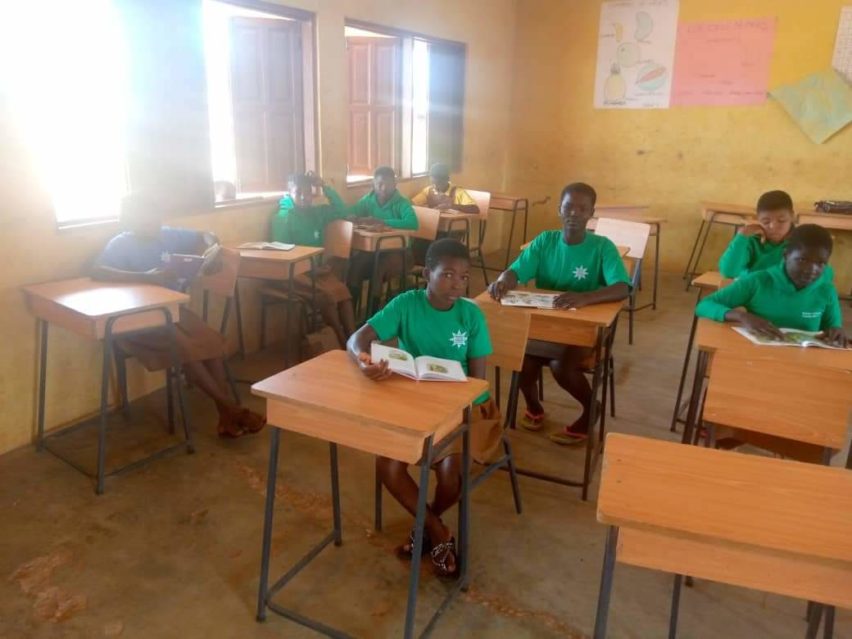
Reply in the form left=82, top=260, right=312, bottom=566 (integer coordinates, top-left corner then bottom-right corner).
left=507, top=0, right=852, bottom=281
left=0, top=0, right=518, bottom=454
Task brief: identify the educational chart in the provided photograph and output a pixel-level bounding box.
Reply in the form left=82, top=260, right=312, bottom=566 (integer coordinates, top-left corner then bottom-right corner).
left=594, top=0, right=680, bottom=109
left=832, top=6, right=852, bottom=83
left=770, top=69, right=852, bottom=144
left=671, top=18, right=776, bottom=106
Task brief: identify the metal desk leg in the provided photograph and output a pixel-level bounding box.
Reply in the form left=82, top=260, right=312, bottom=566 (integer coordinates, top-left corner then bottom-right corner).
left=669, top=574, right=683, bottom=639
left=404, top=435, right=434, bottom=639
left=96, top=330, right=113, bottom=495
left=256, top=427, right=281, bottom=622
left=234, top=282, right=246, bottom=358
left=593, top=526, right=619, bottom=639
left=683, top=220, right=707, bottom=282
left=330, top=443, right=342, bottom=546
left=36, top=319, right=49, bottom=451
left=582, top=330, right=605, bottom=501
left=652, top=224, right=661, bottom=310
left=503, top=206, right=518, bottom=270
left=521, top=199, right=529, bottom=246
left=459, top=409, right=471, bottom=589
left=682, top=351, right=709, bottom=446
left=670, top=313, right=699, bottom=432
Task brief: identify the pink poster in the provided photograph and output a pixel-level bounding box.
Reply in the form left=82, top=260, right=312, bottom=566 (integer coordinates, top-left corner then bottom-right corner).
left=672, top=18, right=776, bottom=106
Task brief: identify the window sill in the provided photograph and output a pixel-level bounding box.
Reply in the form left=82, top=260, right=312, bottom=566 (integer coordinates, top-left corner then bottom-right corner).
left=57, top=218, right=120, bottom=233
left=214, top=193, right=284, bottom=210
left=345, top=174, right=429, bottom=190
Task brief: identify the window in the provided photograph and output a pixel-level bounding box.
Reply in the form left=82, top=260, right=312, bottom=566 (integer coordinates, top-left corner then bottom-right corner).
left=204, top=0, right=316, bottom=202
left=0, top=0, right=129, bottom=227
left=344, top=22, right=465, bottom=184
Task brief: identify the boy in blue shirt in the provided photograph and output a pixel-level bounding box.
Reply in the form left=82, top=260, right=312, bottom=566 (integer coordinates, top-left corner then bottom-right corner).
left=92, top=197, right=265, bottom=438
left=489, top=182, right=630, bottom=445
left=347, top=239, right=499, bottom=578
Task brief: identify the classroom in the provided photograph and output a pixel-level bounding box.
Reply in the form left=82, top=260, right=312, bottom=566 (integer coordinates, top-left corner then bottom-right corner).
left=1, top=0, right=851, bottom=637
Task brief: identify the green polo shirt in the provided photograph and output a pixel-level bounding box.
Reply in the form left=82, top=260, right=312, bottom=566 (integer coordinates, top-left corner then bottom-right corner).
left=695, top=263, right=842, bottom=331
left=271, top=186, right=347, bottom=247
left=368, top=289, right=492, bottom=403
left=348, top=190, right=418, bottom=230
left=509, top=230, right=630, bottom=292
left=718, top=234, right=787, bottom=279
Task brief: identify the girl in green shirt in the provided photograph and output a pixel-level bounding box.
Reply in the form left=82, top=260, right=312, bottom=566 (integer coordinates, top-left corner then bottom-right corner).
left=698, top=224, right=847, bottom=347
left=489, top=182, right=631, bottom=445
left=718, top=190, right=795, bottom=278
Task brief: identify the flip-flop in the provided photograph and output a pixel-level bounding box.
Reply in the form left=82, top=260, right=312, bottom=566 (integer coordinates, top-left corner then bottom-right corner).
left=238, top=409, right=266, bottom=434
left=548, top=427, right=588, bottom=446
left=520, top=410, right=545, bottom=432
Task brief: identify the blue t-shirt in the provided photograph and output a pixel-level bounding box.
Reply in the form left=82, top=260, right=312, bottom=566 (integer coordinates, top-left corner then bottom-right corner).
left=96, top=227, right=202, bottom=273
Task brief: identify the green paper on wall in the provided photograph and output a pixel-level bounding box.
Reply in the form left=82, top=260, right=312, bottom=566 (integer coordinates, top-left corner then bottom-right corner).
left=769, top=69, right=852, bottom=143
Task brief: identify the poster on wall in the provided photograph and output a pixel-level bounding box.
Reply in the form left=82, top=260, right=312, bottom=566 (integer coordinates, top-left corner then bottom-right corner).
left=832, top=6, right=852, bottom=83
left=671, top=18, right=776, bottom=106
left=594, top=0, right=680, bottom=109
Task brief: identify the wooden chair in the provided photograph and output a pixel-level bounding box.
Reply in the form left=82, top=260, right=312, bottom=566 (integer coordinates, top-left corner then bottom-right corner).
left=467, top=189, right=492, bottom=285
left=593, top=433, right=852, bottom=639
left=469, top=296, right=530, bottom=513
left=410, top=206, right=442, bottom=286
left=257, top=221, right=354, bottom=357
left=591, top=218, right=650, bottom=345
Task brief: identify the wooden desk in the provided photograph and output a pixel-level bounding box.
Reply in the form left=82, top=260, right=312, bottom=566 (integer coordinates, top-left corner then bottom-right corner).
left=489, top=193, right=530, bottom=269
left=438, top=210, right=481, bottom=233
left=22, top=278, right=192, bottom=494
left=230, top=245, right=324, bottom=358
left=474, top=290, right=622, bottom=499
left=669, top=272, right=730, bottom=432
left=251, top=350, right=488, bottom=638
left=593, top=434, right=852, bottom=638
left=798, top=211, right=852, bottom=233
left=683, top=201, right=754, bottom=288
left=351, top=227, right=411, bottom=252
left=682, top=319, right=852, bottom=446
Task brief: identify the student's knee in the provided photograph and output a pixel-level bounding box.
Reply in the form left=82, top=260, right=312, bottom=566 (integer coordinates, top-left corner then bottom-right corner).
left=377, top=456, right=407, bottom=482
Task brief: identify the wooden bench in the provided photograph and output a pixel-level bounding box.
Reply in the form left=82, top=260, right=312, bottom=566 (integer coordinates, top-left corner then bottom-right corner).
left=593, top=434, right=852, bottom=638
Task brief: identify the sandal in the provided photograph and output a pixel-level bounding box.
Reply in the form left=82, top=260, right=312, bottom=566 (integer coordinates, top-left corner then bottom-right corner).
left=237, top=409, right=266, bottom=434
left=430, top=537, right=459, bottom=579
left=548, top=427, right=588, bottom=446
left=217, top=420, right=246, bottom=439
left=395, top=528, right=432, bottom=560
left=520, top=410, right=545, bottom=432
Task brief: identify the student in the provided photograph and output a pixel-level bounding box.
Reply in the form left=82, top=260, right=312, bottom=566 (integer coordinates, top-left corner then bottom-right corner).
left=697, top=224, right=847, bottom=347
left=347, top=239, right=500, bottom=578
left=411, top=163, right=480, bottom=214
left=91, top=198, right=265, bottom=438
left=488, top=182, right=630, bottom=444
left=271, top=172, right=355, bottom=347
left=719, top=190, right=795, bottom=278
left=346, top=166, right=419, bottom=304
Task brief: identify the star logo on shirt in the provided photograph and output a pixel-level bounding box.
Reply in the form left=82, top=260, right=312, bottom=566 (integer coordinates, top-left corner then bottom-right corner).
left=449, top=330, right=468, bottom=349
left=573, top=265, right=589, bottom=280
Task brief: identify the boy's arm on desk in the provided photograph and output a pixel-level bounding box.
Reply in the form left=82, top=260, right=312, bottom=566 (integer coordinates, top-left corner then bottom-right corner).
left=346, top=323, right=392, bottom=381
left=557, top=282, right=629, bottom=310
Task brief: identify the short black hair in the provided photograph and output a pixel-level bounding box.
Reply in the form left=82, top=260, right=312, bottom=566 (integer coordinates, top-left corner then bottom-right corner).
left=425, top=238, right=470, bottom=270
left=756, top=190, right=793, bottom=213
left=374, top=166, right=396, bottom=180
left=787, top=224, right=833, bottom=255
left=287, top=173, right=312, bottom=189
left=560, top=182, right=597, bottom=207
left=429, top=162, right=450, bottom=179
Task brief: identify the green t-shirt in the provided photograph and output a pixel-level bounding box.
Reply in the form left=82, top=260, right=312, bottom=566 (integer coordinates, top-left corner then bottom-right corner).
left=348, top=190, right=418, bottom=230
left=509, top=230, right=630, bottom=292
left=368, top=289, right=492, bottom=403
left=695, top=263, right=842, bottom=331
left=271, top=186, right=346, bottom=247
left=718, top=233, right=787, bottom=279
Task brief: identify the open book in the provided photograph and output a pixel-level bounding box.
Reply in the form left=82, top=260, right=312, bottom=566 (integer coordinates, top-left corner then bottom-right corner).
left=237, top=241, right=295, bottom=251
left=500, top=291, right=560, bottom=310
left=732, top=326, right=847, bottom=350
left=170, top=243, right=221, bottom=281
left=370, top=343, right=467, bottom=382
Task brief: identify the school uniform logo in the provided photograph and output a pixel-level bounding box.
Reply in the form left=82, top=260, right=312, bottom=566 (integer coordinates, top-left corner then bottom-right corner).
left=801, top=311, right=823, bottom=319
left=450, top=330, right=468, bottom=349
left=573, top=265, right=589, bottom=280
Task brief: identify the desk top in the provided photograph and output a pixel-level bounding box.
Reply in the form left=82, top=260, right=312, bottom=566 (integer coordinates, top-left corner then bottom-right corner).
left=23, top=277, right=188, bottom=340
left=252, top=350, right=488, bottom=436
left=695, top=319, right=852, bottom=371
left=235, top=245, right=324, bottom=263
left=439, top=210, right=481, bottom=221
left=599, top=433, right=852, bottom=563
left=489, top=194, right=528, bottom=210
left=691, top=271, right=730, bottom=290
left=797, top=212, right=852, bottom=232
left=473, top=289, right=622, bottom=327
left=700, top=201, right=754, bottom=216
left=590, top=213, right=666, bottom=226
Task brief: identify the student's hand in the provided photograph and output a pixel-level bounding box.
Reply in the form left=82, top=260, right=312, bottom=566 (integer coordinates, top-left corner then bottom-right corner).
left=739, top=224, right=766, bottom=241
left=554, top=291, right=588, bottom=310
left=818, top=328, right=848, bottom=348
left=357, top=352, right=393, bottom=381
left=488, top=278, right=511, bottom=300
left=735, top=311, right=784, bottom=340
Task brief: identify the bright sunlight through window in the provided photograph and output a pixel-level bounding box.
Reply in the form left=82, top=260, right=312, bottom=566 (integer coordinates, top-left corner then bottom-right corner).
left=0, top=1, right=129, bottom=227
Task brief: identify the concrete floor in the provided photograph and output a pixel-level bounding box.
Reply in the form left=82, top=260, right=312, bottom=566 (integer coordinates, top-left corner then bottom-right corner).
left=1, top=271, right=849, bottom=639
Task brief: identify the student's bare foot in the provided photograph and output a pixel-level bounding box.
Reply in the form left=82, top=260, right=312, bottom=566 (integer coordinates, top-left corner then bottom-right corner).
left=237, top=409, right=266, bottom=434
left=520, top=409, right=545, bottom=432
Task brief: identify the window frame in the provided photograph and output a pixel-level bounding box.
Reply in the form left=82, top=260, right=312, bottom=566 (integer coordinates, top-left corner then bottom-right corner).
left=206, top=0, right=319, bottom=207
left=343, top=19, right=466, bottom=186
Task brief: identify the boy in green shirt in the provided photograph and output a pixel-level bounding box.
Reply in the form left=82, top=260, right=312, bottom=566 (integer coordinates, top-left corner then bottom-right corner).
left=347, top=239, right=500, bottom=579
left=718, top=190, right=795, bottom=278
left=346, top=166, right=419, bottom=306
left=489, top=182, right=630, bottom=444
left=697, top=224, right=847, bottom=347
left=271, top=173, right=355, bottom=347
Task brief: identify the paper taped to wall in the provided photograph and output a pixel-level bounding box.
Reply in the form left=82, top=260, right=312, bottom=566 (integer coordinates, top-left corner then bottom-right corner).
left=832, top=6, right=852, bottom=83
left=769, top=69, right=852, bottom=144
